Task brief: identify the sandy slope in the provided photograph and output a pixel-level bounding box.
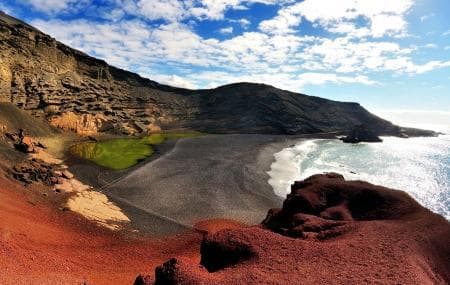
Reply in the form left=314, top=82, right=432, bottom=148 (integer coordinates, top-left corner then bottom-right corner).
left=0, top=175, right=205, bottom=284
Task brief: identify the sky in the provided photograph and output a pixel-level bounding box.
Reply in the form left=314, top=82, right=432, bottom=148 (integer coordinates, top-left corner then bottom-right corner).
left=1, top=0, right=450, bottom=114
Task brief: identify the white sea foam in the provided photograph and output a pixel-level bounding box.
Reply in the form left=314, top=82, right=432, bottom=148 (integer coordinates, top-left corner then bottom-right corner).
left=267, top=140, right=318, bottom=197
left=268, top=135, right=450, bottom=220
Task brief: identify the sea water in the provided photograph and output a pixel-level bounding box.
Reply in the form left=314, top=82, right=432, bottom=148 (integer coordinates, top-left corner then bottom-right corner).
left=268, top=135, right=450, bottom=220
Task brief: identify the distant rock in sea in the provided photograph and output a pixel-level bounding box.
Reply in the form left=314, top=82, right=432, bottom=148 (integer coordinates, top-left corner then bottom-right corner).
left=141, top=173, right=450, bottom=284
left=341, top=124, right=383, bottom=143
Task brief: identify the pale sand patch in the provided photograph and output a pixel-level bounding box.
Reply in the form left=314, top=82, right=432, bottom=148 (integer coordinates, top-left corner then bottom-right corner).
left=54, top=178, right=91, bottom=193
left=59, top=177, right=131, bottom=230
left=30, top=138, right=131, bottom=231
left=66, top=190, right=130, bottom=231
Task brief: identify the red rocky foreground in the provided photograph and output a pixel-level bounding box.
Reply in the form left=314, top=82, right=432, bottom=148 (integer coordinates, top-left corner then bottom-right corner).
left=136, top=173, right=450, bottom=285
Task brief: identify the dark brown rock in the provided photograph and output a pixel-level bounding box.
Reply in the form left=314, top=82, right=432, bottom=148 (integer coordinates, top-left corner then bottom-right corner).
left=134, top=274, right=153, bottom=285
left=341, top=124, right=383, bottom=143
left=10, top=158, right=65, bottom=186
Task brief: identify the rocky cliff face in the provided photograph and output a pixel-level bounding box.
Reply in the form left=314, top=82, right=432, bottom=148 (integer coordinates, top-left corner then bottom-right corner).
left=0, top=11, right=432, bottom=136
left=0, top=11, right=196, bottom=136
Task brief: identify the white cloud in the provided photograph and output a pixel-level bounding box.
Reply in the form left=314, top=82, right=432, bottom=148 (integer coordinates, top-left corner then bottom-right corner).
left=420, top=14, right=433, bottom=22
left=383, top=58, right=450, bottom=74
left=135, top=0, right=186, bottom=22
left=20, top=0, right=90, bottom=14
left=238, top=18, right=251, bottom=27
left=146, top=74, right=198, bottom=89
left=297, top=72, right=378, bottom=86
left=0, top=3, right=12, bottom=14
left=219, top=26, right=234, bottom=34
left=423, top=43, right=438, bottom=49
left=443, top=30, right=450, bottom=36
left=370, top=14, right=408, bottom=37
left=28, top=0, right=449, bottom=93
left=230, top=18, right=251, bottom=28
left=190, top=0, right=294, bottom=20
left=259, top=4, right=302, bottom=34
left=327, top=22, right=370, bottom=38
left=151, top=70, right=378, bottom=92
left=259, top=0, right=413, bottom=37
left=119, top=0, right=290, bottom=22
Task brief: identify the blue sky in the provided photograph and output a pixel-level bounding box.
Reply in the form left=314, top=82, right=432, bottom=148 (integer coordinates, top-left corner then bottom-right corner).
left=1, top=0, right=450, bottom=113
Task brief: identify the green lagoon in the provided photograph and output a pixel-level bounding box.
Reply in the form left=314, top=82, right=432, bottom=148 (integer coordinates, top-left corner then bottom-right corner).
left=71, top=133, right=202, bottom=170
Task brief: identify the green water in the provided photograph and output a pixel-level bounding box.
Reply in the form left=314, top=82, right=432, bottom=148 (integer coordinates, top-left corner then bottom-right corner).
left=71, top=132, right=202, bottom=170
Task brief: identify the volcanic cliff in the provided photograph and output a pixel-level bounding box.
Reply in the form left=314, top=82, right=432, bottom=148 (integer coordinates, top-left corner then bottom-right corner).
left=0, top=11, right=433, bottom=137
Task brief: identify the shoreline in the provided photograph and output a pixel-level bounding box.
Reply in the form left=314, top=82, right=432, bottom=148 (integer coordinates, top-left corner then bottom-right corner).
left=270, top=135, right=450, bottom=220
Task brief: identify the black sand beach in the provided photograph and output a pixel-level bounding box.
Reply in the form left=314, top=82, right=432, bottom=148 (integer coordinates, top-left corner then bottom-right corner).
left=69, top=135, right=306, bottom=234
left=105, top=135, right=300, bottom=230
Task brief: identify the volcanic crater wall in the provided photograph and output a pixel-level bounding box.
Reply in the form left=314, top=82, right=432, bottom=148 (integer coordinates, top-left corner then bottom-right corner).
left=0, top=11, right=422, bottom=137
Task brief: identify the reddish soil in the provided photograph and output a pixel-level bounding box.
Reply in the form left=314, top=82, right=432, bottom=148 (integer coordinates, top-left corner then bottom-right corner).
left=149, top=173, right=450, bottom=285
left=193, top=219, right=247, bottom=235
left=0, top=175, right=203, bottom=285
left=2, top=170, right=450, bottom=285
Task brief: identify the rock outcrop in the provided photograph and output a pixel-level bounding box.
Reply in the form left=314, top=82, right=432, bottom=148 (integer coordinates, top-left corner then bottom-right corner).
left=0, top=11, right=435, bottom=137
left=341, top=124, right=383, bottom=143
left=4, top=128, right=38, bottom=153
left=49, top=111, right=112, bottom=136
left=143, top=174, right=450, bottom=285
left=11, top=158, right=66, bottom=186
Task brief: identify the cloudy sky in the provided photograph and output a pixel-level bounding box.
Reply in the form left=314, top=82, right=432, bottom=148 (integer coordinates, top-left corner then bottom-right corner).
left=1, top=0, right=450, bottom=112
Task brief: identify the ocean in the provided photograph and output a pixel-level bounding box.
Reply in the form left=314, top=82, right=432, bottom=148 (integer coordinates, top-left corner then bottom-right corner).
left=268, top=111, right=450, bottom=220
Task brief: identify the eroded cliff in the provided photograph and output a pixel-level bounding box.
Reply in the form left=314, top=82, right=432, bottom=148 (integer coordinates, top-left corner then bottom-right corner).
left=0, top=11, right=433, bottom=137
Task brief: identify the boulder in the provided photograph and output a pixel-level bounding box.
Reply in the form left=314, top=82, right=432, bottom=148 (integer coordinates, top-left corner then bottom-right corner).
left=341, top=124, right=382, bottom=143
left=22, top=136, right=36, bottom=152
left=134, top=274, right=153, bottom=285
left=14, top=136, right=36, bottom=153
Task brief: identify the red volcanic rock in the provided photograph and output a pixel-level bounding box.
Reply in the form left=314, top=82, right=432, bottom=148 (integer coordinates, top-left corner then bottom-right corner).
left=262, top=173, right=423, bottom=239
left=146, top=173, right=450, bottom=284
left=134, top=274, right=153, bottom=285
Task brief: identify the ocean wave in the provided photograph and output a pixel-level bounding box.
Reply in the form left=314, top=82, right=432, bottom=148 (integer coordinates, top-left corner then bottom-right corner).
left=267, top=140, right=318, bottom=197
